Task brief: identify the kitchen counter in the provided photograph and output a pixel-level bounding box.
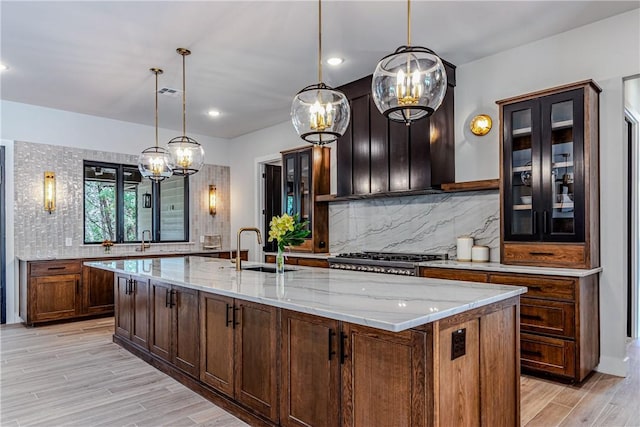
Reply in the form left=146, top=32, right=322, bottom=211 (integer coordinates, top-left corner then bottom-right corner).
left=418, top=259, right=602, bottom=277
left=263, top=251, right=332, bottom=259
left=17, top=248, right=241, bottom=262
left=87, top=256, right=526, bottom=332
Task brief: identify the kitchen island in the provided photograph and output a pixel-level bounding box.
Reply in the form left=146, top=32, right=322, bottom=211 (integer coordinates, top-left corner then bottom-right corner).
left=87, top=256, right=527, bottom=427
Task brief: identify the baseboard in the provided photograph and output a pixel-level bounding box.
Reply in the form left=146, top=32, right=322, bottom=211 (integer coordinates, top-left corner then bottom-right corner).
left=596, top=355, right=629, bottom=377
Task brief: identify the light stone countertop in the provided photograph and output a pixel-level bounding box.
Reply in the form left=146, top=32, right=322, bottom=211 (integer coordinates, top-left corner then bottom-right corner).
left=17, top=248, right=238, bottom=262
left=418, top=260, right=602, bottom=278
left=264, top=252, right=333, bottom=259
left=86, top=256, right=526, bottom=333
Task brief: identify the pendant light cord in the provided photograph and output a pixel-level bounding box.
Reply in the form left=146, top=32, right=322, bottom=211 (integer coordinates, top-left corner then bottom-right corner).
left=182, top=52, right=186, bottom=135
left=155, top=70, right=159, bottom=147
left=407, top=0, right=411, bottom=46
left=318, top=0, right=322, bottom=83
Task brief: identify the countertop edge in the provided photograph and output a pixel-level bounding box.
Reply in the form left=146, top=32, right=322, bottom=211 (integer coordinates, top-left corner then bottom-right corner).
left=417, top=260, right=602, bottom=277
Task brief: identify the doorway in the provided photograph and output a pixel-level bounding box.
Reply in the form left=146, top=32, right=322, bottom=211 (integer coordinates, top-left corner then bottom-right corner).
left=1, top=145, right=6, bottom=324
left=262, top=162, right=282, bottom=254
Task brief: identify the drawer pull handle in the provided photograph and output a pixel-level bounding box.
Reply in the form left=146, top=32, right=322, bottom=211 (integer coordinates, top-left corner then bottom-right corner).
left=233, top=306, right=240, bottom=329
left=340, top=332, right=348, bottom=364
left=521, top=314, right=543, bottom=321
left=522, top=349, right=543, bottom=358
left=47, top=266, right=66, bottom=270
left=527, top=286, right=543, bottom=292
left=529, top=252, right=555, bottom=256
left=225, top=304, right=233, bottom=328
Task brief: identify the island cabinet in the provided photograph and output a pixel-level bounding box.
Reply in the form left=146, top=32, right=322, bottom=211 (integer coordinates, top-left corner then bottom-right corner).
left=149, top=280, right=200, bottom=378
left=114, top=273, right=149, bottom=349
left=200, top=292, right=278, bottom=423
left=264, top=254, right=329, bottom=268
left=418, top=266, right=599, bottom=382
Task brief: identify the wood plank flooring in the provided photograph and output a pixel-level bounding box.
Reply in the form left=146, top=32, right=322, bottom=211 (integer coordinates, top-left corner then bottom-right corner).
left=1, top=318, right=639, bottom=426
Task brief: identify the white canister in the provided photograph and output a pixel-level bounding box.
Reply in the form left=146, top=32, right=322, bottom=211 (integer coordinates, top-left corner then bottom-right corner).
left=471, top=245, right=490, bottom=262
left=456, top=236, right=474, bottom=261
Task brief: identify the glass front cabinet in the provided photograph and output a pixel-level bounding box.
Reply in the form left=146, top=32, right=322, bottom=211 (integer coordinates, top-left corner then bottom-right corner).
left=498, top=81, right=601, bottom=268
left=281, top=145, right=330, bottom=253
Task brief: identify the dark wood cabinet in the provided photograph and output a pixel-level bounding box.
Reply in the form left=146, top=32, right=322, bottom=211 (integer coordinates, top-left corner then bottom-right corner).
left=264, top=254, right=329, bottom=268
left=280, top=310, right=340, bottom=427
left=498, top=80, right=601, bottom=268
left=31, top=273, right=80, bottom=322
left=200, top=293, right=279, bottom=422
left=336, top=67, right=456, bottom=198
left=418, top=266, right=599, bottom=382
left=281, top=145, right=330, bottom=253
left=82, top=265, right=114, bottom=314
left=149, top=280, right=199, bottom=378
left=114, top=273, right=149, bottom=349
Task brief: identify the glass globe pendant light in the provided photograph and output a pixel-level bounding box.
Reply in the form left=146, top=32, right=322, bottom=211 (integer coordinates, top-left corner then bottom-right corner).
left=138, top=68, right=174, bottom=181
left=371, top=0, right=448, bottom=125
left=167, top=48, right=205, bottom=176
left=291, top=0, right=350, bottom=145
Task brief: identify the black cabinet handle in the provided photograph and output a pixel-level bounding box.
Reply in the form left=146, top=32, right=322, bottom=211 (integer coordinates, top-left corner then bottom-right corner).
left=76, top=279, right=80, bottom=294
left=165, top=289, right=170, bottom=307
left=543, top=210, right=548, bottom=234
left=47, top=266, right=66, bottom=270
left=521, top=349, right=543, bottom=358
left=532, top=211, right=537, bottom=235
left=225, top=303, right=233, bottom=327
left=339, top=332, right=348, bottom=364
left=328, top=329, right=336, bottom=361
left=233, top=306, right=240, bottom=329
left=521, top=313, right=544, bottom=321
left=528, top=252, right=554, bottom=256
left=170, top=290, right=176, bottom=308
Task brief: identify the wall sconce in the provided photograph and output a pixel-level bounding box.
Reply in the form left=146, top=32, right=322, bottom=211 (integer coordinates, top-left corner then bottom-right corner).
left=44, top=171, right=55, bottom=214
left=143, top=192, right=152, bottom=209
left=209, top=185, right=217, bottom=215
left=470, top=114, right=493, bottom=136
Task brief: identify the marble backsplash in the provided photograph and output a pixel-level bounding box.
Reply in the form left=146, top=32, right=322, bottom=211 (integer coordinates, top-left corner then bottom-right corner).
left=329, top=190, right=500, bottom=261
left=14, top=141, right=230, bottom=259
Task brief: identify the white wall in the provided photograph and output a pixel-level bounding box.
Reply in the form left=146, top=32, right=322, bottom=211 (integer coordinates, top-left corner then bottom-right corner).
left=229, top=9, right=640, bottom=376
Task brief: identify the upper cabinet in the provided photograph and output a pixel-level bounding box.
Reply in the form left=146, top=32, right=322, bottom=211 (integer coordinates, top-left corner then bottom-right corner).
left=281, top=145, right=330, bottom=253
left=498, top=80, right=601, bottom=268
left=335, top=63, right=456, bottom=198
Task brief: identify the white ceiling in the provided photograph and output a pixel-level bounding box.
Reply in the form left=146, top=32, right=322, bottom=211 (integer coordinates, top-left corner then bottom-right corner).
left=2, top=1, right=638, bottom=139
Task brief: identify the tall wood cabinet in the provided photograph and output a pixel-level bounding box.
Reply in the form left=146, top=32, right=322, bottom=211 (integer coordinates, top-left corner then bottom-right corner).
left=281, top=145, right=330, bottom=253
left=497, top=80, right=601, bottom=268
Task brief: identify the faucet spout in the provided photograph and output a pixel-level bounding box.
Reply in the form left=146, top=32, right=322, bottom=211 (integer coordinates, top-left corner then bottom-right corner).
left=236, top=227, right=262, bottom=271
left=140, top=229, right=152, bottom=252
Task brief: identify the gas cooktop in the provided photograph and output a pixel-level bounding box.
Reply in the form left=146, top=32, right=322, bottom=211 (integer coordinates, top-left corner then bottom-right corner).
left=328, top=251, right=448, bottom=275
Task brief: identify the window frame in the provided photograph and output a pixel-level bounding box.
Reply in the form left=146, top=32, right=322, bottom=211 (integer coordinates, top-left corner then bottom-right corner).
left=83, top=160, right=189, bottom=244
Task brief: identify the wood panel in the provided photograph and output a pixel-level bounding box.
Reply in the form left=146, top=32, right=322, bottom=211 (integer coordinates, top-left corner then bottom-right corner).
left=578, top=274, right=600, bottom=381
left=31, top=274, right=79, bottom=322
left=114, top=274, right=132, bottom=339
left=341, top=324, right=427, bottom=427
left=418, top=267, right=489, bottom=283
left=440, top=179, right=500, bottom=192
left=409, top=115, right=432, bottom=189
left=503, top=242, right=587, bottom=268
left=280, top=310, right=340, bottom=427
left=235, top=300, right=279, bottom=422
left=520, top=332, right=576, bottom=378
left=520, top=297, right=575, bottom=338
left=489, top=273, right=576, bottom=301
left=30, top=260, right=82, bottom=276
left=82, top=266, right=114, bottom=314
left=369, top=94, right=388, bottom=194
left=131, top=277, right=149, bottom=349
left=174, top=286, right=199, bottom=378
left=351, top=94, right=371, bottom=195
left=200, top=292, right=235, bottom=397
left=389, top=121, right=409, bottom=192
left=149, top=281, right=172, bottom=362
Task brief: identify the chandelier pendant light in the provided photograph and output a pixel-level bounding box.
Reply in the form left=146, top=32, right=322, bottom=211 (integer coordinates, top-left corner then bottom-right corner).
left=138, top=68, right=174, bottom=182
left=371, top=0, right=448, bottom=125
left=291, top=0, right=350, bottom=145
left=167, top=48, right=205, bottom=176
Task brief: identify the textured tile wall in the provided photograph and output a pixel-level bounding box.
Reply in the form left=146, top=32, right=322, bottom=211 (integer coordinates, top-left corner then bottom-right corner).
left=329, top=190, right=500, bottom=261
left=14, top=141, right=230, bottom=258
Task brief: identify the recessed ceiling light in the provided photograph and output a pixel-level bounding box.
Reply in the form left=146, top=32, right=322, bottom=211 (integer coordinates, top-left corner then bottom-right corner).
left=0, top=63, right=9, bottom=71
left=208, top=110, right=221, bottom=117
left=326, top=57, right=343, bottom=66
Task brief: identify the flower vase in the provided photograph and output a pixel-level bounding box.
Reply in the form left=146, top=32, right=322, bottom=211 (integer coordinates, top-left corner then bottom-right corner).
left=276, top=247, right=285, bottom=274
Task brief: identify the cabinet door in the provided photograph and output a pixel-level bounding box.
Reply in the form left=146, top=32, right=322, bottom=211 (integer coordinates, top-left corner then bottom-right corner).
left=82, top=266, right=114, bottom=314
left=341, top=324, right=427, bottom=427
left=280, top=310, right=340, bottom=427
left=200, top=292, right=235, bottom=397
left=298, top=149, right=312, bottom=236
left=235, top=300, right=278, bottom=422
left=284, top=152, right=298, bottom=217
left=503, top=99, right=542, bottom=241
left=540, top=89, right=585, bottom=242
left=149, top=281, right=172, bottom=362
left=114, top=274, right=132, bottom=339
left=31, top=274, right=80, bottom=321
left=131, top=277, right=149, bottom=349
left=174, top=286, right=199, bottom=378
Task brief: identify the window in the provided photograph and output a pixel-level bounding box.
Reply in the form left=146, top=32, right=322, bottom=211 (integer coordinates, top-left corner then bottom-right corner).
left=83, top=161, right=189, bottom=243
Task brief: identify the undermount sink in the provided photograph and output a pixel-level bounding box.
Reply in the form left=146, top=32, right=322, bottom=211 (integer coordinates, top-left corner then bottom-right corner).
left=242, top=266, right=295, bottom=273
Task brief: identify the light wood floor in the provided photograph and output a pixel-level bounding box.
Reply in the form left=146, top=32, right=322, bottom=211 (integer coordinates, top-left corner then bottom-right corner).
left=1, top=318, right=638, bottom=427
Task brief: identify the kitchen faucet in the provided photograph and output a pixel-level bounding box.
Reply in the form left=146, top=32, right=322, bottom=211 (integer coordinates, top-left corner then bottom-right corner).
left=236, top=227, right=262, bottom=270
left=140, top=229, right=151, bottom=252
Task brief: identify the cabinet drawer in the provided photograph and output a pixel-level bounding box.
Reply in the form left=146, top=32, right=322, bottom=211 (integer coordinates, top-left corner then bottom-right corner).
left=30, top=260, right=82, bottom=276
left=503, top=243, right=586, bottom=268
left=296, top=258, right=329, bottom=268
left=419, top=267, right=489, bottom=283
left=520, top=298, right=575, bottom=338
left=520, top=333, right=575, bottom=378
left=489, top=274, right=575, bottom=301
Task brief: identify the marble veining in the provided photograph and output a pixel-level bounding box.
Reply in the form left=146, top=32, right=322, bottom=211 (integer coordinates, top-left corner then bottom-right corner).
left=419, top=260, right=602, bottom=278
left=87, top=256, right=526, bottom=332
left=329, top=190, right=500, bottom=261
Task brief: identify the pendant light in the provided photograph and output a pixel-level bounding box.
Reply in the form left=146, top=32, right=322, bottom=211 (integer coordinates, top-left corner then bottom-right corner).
left=138, top=68, right=174, bottom=181
left=167, top=48, right=205, bottom=176
left=371, top=0, right=447, bottom=125
left=291, top=0, right=350, bottom=145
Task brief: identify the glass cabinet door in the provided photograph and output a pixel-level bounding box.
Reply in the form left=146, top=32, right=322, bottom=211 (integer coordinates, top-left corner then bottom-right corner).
left=282, top=149, right=313, bottom=237
left=503, top=100, right=541, bottom=240
left=540, top=89, right=584, bottom=242
left=299, top=150, right=312, bottom=235
left=284, top=154, right=296, bottom=216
